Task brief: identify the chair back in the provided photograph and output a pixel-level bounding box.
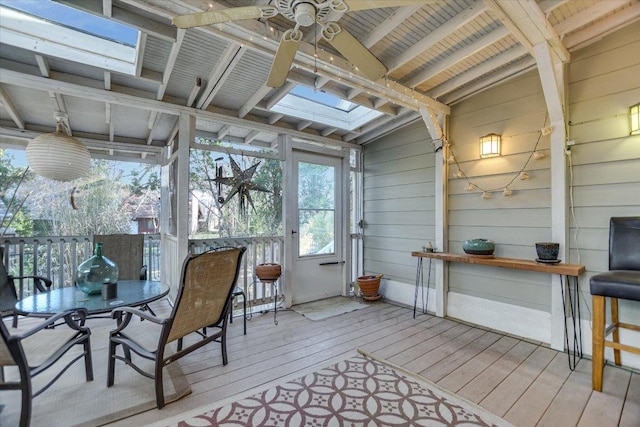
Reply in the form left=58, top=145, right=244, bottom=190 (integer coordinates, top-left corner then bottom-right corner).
left=93, top=234, right=145, bottom=280
left=609, top=217, right=640, bottom=271
left=0, top=256, right=18, bottom=316
left=167, top=247, right=246, bottom=343
left=0, top=318, right=18, bottom=367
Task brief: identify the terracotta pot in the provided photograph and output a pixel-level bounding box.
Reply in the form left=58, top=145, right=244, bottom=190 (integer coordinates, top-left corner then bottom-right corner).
left=256, top=263, right=282, bottom=281
left=357, top=274, right=383, bottom=301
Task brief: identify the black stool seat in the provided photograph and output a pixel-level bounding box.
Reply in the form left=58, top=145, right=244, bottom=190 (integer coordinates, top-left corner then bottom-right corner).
left=590, top=270, right=640, bottom=300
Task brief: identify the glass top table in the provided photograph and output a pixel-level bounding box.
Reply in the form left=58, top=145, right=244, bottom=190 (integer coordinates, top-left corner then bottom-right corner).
left=15, top=280, right=170, bottom=316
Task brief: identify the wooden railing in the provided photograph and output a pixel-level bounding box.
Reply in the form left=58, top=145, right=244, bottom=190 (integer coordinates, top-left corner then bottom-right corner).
left=1, top=234, right=161, bottom=299
left=1, top=234, right=284, bottom=312
left=188, top=236, right=284, bottom=310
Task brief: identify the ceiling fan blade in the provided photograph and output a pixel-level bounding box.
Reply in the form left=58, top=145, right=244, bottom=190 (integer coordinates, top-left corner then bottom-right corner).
left=267, top=29, right=302, bottom=88
left=344, top=0, right=434, bottom=12
left=322, top=23, right=387, bottom=82
left=172, top=6, right=277, bottom=28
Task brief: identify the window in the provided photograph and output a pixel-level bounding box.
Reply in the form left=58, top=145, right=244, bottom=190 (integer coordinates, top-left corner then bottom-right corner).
left=0, top=0, right=140, bottom=75
left=270, top=85, right=383, bottom=131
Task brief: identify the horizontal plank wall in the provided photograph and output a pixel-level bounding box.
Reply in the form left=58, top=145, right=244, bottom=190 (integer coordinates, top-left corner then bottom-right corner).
left=363, top=121, right=436, bottom=307
left=567, top=23, right=640, bottom=368
left=447, top=70, right=553, bottom=332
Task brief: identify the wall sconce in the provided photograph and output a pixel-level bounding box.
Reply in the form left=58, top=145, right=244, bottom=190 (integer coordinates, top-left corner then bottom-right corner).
left=630, top=103, right=640, bottom=135
left=479, top=133, right=501, bottom=158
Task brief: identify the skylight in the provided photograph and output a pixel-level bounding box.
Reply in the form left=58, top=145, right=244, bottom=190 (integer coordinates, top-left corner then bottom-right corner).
left=0, top=0, right=140, bottom=75
left=271, top=85, right=384, bottom=131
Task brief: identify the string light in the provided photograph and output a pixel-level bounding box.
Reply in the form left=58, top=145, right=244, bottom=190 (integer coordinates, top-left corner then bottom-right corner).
left=447, top=115, right=548, bottom=199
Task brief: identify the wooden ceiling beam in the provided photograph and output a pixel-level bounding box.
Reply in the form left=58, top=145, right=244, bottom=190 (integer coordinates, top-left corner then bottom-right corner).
left=0, top=66, right=345, bottom=145
left=562, top=2, right=640, bottom=51
left=483, top=0, right=569, bottom=63
left=429, top=46, right=527, bottom=98
left=0, top=85, right=25, bottom=129
left=387, top=1, right=486, bottom=72
left=195, top=43, right=245, bottom=109
left=406, top=26, right=510, bottom=89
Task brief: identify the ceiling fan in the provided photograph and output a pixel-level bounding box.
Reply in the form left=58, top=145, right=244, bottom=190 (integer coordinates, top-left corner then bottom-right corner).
left=172, top=1, right=431, bottom=88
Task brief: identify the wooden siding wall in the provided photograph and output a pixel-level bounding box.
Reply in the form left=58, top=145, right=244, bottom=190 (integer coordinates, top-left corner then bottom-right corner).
left=568, top=23, right=640, bottom=329
left=362, top=25, right=639, bottom=357
left=362, top=121, right=436, bottom=286
left=447, top=71, right=552, bottom=313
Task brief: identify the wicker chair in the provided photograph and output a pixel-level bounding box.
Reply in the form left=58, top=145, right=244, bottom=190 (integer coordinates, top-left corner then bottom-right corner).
left=1, top=309, right=93, bottom=427
left=93, top=234, right=147, bottom=280
left=107, top=246, right=247, bottom=408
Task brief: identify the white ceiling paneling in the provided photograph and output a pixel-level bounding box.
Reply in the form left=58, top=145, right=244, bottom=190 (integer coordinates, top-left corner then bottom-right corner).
left=0, top=0, right=636, bottom=156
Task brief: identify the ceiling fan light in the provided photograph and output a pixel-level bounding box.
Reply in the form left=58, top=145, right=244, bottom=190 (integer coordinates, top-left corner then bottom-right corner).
left=294, top=2, right=316, bottom=27
left=26, top=126, right=91, bottom=182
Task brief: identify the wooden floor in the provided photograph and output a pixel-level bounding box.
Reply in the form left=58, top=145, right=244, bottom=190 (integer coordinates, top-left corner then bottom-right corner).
left=64, top=299, right=640, bottom=426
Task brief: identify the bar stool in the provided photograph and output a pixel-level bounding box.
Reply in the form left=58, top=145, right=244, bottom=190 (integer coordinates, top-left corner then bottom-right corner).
left=589, top=217, right=640, bottom=391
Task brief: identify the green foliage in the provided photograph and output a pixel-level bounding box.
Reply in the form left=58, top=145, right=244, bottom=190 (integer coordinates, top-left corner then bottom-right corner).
left=189, top=149, right=283, bottom=238
left=129, top=166, right=160, bottom=195
left=0, top=149, right=33, bottom=234
left=23, top=160, right=134, bottom=236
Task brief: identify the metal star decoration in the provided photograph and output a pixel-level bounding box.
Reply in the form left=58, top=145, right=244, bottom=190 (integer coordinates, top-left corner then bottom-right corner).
left=209, top=156, right=271, bottom=216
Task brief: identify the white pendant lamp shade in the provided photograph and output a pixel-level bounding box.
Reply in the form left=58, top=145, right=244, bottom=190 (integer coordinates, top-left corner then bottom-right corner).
left=26, top=127, right=91, bottom=182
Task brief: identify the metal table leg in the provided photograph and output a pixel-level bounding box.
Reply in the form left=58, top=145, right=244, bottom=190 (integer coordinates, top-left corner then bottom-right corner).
left=413, top=257, right=431, bottom=319
left=560, top=274, right=583, bottom=370
left=273, top=280, right=278, bottom=326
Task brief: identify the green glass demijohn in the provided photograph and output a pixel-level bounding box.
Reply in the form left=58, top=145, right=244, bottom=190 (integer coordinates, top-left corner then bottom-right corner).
left=76, top=242, right=119, bottom=294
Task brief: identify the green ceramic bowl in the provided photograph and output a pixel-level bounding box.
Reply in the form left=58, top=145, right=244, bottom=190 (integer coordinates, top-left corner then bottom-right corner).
left=462, top=238, right=495, bottom=255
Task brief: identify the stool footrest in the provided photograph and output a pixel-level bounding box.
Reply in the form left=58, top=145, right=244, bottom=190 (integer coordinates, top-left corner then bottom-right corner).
left=605, top=340, right=640, bottom=355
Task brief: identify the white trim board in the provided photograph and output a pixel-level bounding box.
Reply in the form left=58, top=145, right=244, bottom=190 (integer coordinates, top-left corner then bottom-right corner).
left=382, top=282, right=640, bottom=371
left=380, top=278, right=436, bottom=316
left=447, top=292, right=551, bottom=344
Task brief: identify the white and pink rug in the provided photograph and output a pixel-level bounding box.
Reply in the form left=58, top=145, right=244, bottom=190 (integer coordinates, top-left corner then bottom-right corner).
left=155, top=350, right=512, bottom=427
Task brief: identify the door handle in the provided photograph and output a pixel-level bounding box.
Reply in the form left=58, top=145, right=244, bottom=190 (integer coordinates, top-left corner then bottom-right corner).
left=319, top=261, right=346, bottom=266
left=291, top=230, right=298, bottom=234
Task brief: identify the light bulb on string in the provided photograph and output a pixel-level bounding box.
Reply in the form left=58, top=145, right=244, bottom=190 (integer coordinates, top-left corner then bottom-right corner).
left=519, top=171, right=530, bottom=180
left=533, top=151, right=544, bottom=160
left=481, top=191, right=491, bottom=200
left=466, top=182, right=474, bottom=191
left=503, top=188, right=513, bottom=196
left=455, top=170, right=464, bottom=178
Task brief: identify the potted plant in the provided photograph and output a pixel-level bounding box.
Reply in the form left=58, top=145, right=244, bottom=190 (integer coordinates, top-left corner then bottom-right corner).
left=357, top=274, right=383, bottom=301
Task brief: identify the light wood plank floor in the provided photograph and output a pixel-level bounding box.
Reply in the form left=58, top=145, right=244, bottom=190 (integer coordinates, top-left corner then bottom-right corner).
left=18, top=298, right=638, bottom=426
left=105, top=298, right=640, bottom=426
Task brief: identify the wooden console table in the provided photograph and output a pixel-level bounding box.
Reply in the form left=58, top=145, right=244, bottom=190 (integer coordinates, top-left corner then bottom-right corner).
left=411, top=251, right=586, bottom=370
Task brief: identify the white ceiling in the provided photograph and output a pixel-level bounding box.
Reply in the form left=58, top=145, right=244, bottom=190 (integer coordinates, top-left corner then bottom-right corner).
left=0, top=0, right=638, bottom=164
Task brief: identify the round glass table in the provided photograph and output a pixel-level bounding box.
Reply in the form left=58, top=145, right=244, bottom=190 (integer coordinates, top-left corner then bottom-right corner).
left=15, top=280, right=170, bottom=316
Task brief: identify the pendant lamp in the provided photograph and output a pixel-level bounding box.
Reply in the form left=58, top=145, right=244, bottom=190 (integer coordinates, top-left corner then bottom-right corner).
left=26, top=121, right=91, bottom=182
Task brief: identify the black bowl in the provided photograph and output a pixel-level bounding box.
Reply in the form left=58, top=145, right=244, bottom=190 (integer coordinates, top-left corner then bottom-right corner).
left=535, top=242, right=559, bottom=260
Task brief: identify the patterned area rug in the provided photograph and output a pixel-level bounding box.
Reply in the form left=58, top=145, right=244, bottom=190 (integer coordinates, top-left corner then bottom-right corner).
left=292, top=296, right=370, bottom=321
left=155, top=350, right=513, bottom=427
